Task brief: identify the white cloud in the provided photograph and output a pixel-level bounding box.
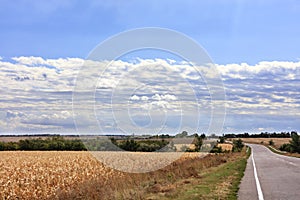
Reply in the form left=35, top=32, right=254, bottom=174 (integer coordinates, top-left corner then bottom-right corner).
left=152, top=94, right=177, bottom=101
left=12, top=56, right=47, bottom=66
left=130, top=95, right=140, bottom=101
left=1, top=57, right=300, bottom=134
left=141, top=96, right=149, bottom=101
left=217, top=61, right=300, bottom=80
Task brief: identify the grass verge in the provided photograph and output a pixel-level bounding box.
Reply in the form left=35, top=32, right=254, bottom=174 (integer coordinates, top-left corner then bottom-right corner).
left=229, top=138, right=300, bottom=158
left=144, top=147, right=251, bottom=200
left=267, top=145, right=300, bottom=158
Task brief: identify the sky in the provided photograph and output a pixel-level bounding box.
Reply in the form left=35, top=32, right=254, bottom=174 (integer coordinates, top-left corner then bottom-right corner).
left=0, top=0, right=300, bottom=135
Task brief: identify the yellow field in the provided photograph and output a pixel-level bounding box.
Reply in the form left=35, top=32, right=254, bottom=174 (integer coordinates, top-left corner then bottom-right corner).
left=217, top=143, right=233, bottom=151
left=0, top=151, right=121, bottom=199
left=232, top=138, right=291, bottom=149
left=0, top=151, right=204, bottom=199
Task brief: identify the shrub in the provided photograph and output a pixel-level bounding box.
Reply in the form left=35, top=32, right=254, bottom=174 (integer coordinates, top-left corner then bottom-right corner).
left=210, top=145, right=222, bottom=153
left=279, top=143, right=291, bottom=152
left=232, top=139, right=244, bottom=152
left=194, top=134, right=203, bottom=152
left=219, top=137, right=225, bottom=144
left=268, top=140, right=274, bottom=146
left=0, top=142, right=5, bottom=151
left=289, top=132, right=300, bottom=153
left=280, top=132, right=300, bottom=153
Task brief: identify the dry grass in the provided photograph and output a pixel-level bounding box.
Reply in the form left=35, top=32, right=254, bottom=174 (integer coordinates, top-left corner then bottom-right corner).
left=0, top=136, right=79, bottom=143
left=217, top=143, right=233, bottom=151
left=0, top=151, right=215, bottom=199
left=57, top=153, right=232, bottom=200
left=138, top=149, right=249, bottom=200
left=0, top=151, right=123, bottom=199
left=232, top=138, right=291, bottom=149
left=0, top=137, right=42, bottom=143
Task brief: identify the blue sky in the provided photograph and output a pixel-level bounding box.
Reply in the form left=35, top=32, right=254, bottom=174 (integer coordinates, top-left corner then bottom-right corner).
left=1, top=0, right=299, bottom=64
left=0, top=0, right=300, bottom=135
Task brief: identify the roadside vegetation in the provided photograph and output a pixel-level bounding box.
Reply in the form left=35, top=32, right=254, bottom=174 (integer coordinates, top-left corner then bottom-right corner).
left=156, top=147, right=251, bottom=200
left=209, top=138, right=243, bottom=154
left=0, top=132, right=251, bottom=199
left=226, top=131, right=300, bottom=158
left=279, top=132, right=300, bottom=153
left=56, top=147, right=249, bottom=200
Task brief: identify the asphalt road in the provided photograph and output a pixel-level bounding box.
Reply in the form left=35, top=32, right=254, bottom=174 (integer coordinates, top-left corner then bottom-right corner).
left=238, top=144, right=300, bottom=200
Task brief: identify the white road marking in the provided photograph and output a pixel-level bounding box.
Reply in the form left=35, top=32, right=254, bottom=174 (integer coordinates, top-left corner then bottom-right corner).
left=273, top=153, right=298, bottom=167
left=252, top=151, right=264, bottom=200
left=287, top=161, right=297, bottom=167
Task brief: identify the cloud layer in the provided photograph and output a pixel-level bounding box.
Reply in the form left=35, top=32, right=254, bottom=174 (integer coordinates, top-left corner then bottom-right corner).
left=0, top=56, right=299, bottom=134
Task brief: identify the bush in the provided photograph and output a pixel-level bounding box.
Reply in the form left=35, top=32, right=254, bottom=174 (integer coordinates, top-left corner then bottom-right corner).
left=289, top=132, right=300, bottom=153
left=269, top=140, right=274, bottom=146
left=117, top=139, right=170, bottom=152
left=0, top=142, right=5, bottom=151
left=279, top=143, right=291, bottom=152
left=210, top=145, right=222, bottom=153
left=194, top=134, right=203, bottom=152
left=232, top=139, right=244, bottom=152
left=279, top=132, right=300, bottom=153
left=219, top=137, right=225, bottom=143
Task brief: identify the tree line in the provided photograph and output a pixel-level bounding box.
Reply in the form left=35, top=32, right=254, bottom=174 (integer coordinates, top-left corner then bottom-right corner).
left=224, top=131, right=295, bottom=138
left=0, top=133, right=207, bottom=152
left=0, top=136, right=87, bottom=151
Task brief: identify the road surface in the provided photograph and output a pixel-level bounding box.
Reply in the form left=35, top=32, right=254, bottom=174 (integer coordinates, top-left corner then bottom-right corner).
left=238, top=144, right=300, bottom=200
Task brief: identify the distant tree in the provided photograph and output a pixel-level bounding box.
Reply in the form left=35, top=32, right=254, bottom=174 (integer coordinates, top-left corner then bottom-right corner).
left=219, top=137, right=225, bottom=144
left=19, top=139, right=31, bottom=150
left=194, top=134, right=203, bottom=152
left=4, top=142, right=19, bottom=150
left=119, top=139, right=139, bottom=151
left=289, top=132, right=300, bottom=153
left=110, top=137, right=117, bottom=145
left=175, top=131, right=188, bottom=138
left=0, top=142, right=5, bottom=151
left=70, top=140, right=87, bottom=151
left=200, top=133, right=206, bottom=139
left=0, top=137, right=87, bottom=151
left=243, top=132, right=250, bottom=138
